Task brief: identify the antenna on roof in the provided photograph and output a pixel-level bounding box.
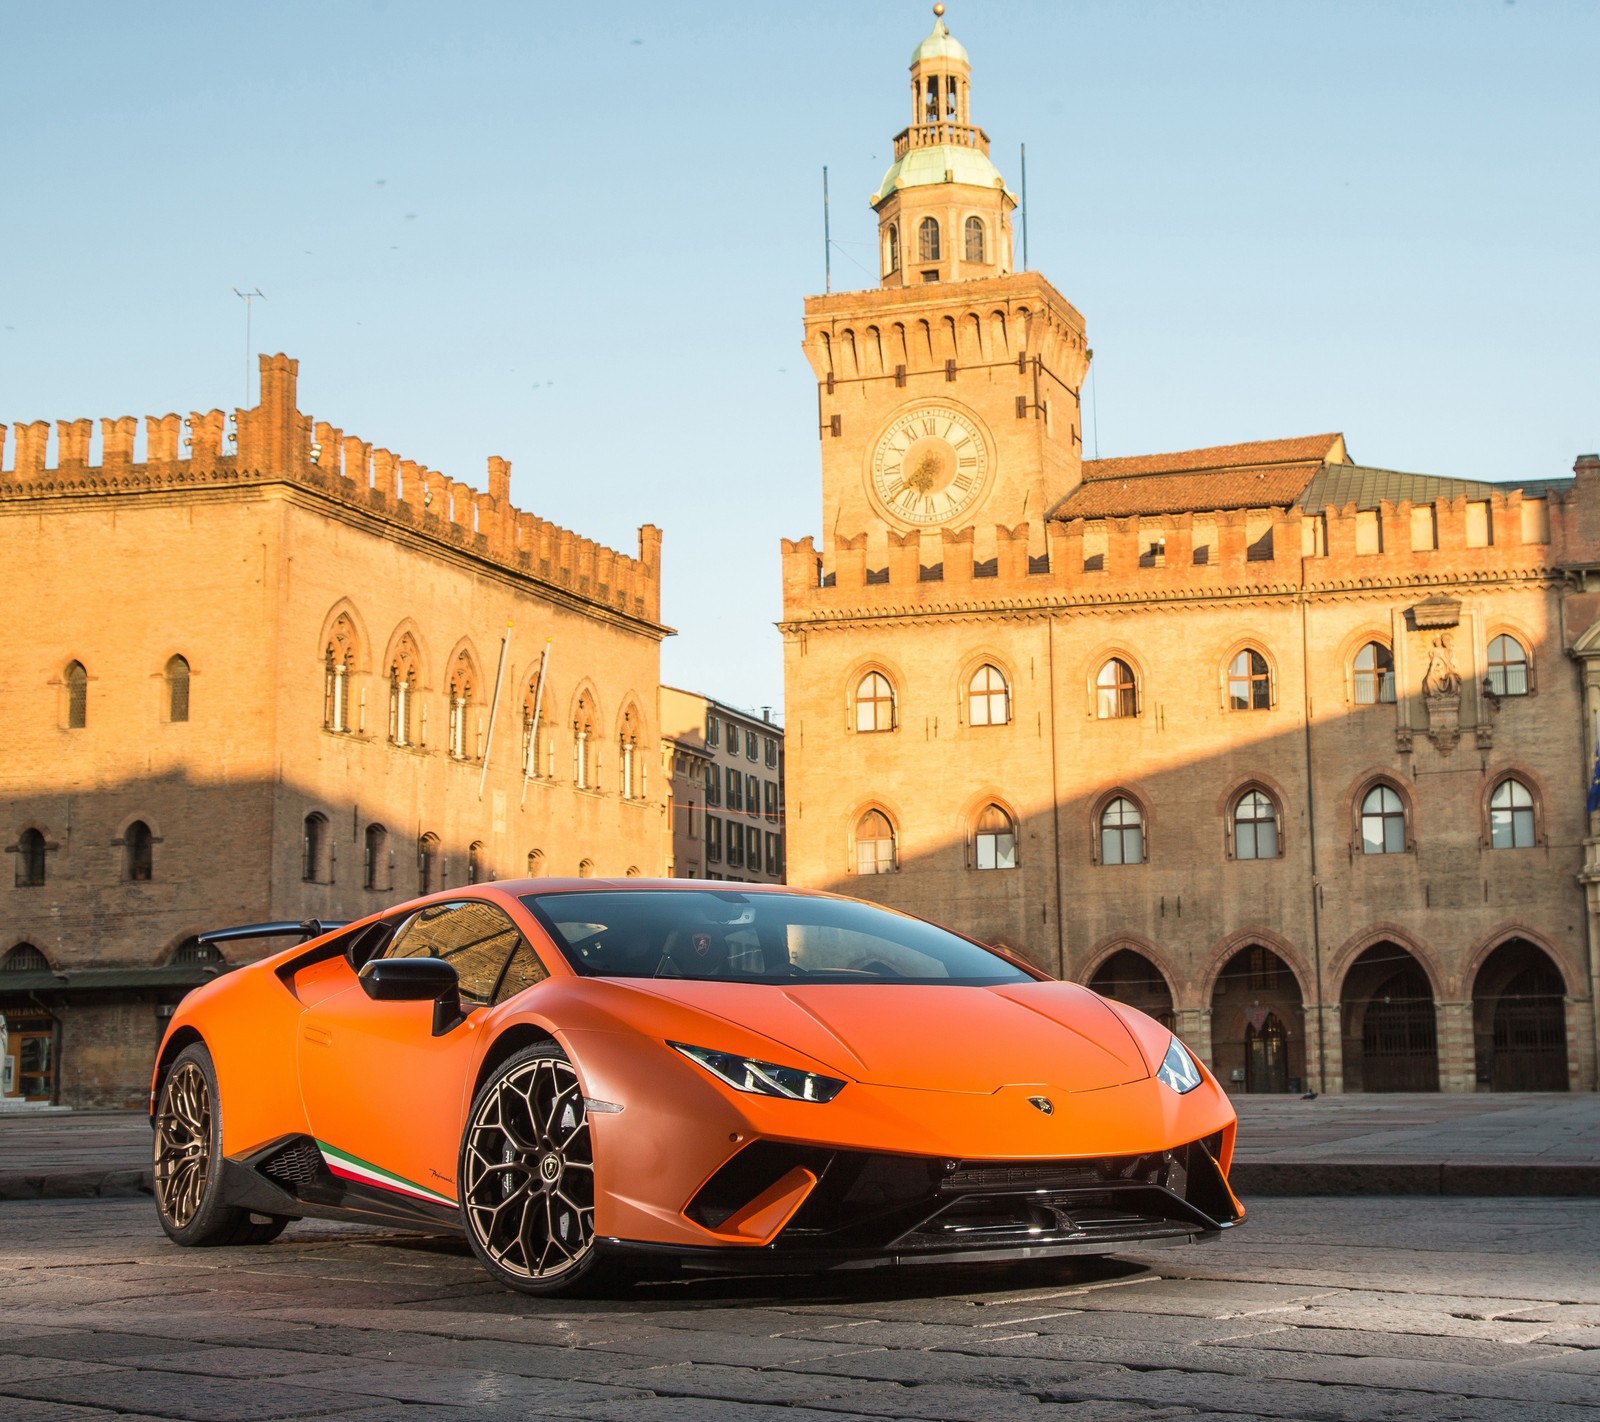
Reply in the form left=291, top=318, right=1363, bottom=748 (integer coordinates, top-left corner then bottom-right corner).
left=1020, top=143, right=1028, bottom=271
left=232, top=287, right=266, bottom=406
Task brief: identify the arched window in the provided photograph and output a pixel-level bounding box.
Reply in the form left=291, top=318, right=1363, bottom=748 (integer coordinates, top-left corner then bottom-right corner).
left=15, top=829, right=46, bottom=887
left=1486, top=634, right=1529, bottom=696
left=165, top=655, right=191, bottom=723
left=521, top=677, right=549, bottom=779
left=66, top=661, right=87, bottom=729
left=388, top=635, right=420, bottom=747
left=573, top=693, right=597, bottom=789
left=918, top=216, right=940, bottom=262
left=1489, top=778, right=1536, bottom=849
left=323, top=614, right=360, bottom=732
left=1096, top=658, right=1138, bottom=719
left=968, top=664, right=1010, bottom=726
left=125, top=820, right=154, bottom=882
left=1099, top=797, right=1144, bottom=865
left=577, top=858, right=595, bottom=879
left=303, top=812, right=329, bottom=883
left=619, top=707, right=643, bottom=799
left=855, top=809, right=897, bottom=875
left=855, top=671, right=896, bottom=733
left=526, top=848, right=544, bottom=877
left=3, top=944, right=49, bottom=973
left=468, top=841, right=487, bottom=884
left=363, top=824, right=387, bottom=891
left=172, top=938, right=223, bottom=967
left=885, top=222, right=900, bottom=275
left=1352, top=642, right=1395, bottom=705
left=418, top=832, right=441, bottom=894
left=448, top=652, right=476, bottom=760
left=1233, top=790, right=1280, bottom=860
left=964, top=216, right=985, bottom=263
left=1227, top=648, right=1272, bottom=710
left=626, top=865, right=641, bottom=877
left=1360, top=785, right=1407, bottom=855
left=973, top=804, right=1016, bottom=870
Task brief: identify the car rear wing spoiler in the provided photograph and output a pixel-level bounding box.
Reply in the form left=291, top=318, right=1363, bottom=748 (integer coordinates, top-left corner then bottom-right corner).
left=197, top=920, right=348, bottom=948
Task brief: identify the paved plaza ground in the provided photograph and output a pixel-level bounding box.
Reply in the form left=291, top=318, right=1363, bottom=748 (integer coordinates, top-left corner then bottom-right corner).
left=0, top=1193, right=1597, bottom=1421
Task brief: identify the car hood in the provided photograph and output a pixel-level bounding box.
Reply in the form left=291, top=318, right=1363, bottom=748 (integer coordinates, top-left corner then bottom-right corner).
left=609, top=979, right=1151, bottom=1094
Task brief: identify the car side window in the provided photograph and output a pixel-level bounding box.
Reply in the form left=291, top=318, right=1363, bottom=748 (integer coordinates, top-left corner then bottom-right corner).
left=384, top=900, right=548, bottom=1008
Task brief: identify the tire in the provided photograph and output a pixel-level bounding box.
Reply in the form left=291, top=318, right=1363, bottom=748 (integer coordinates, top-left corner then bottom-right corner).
left=458, top=1044, right=616, bottom=1296
left=153, top=1042, right=288, bottom=1248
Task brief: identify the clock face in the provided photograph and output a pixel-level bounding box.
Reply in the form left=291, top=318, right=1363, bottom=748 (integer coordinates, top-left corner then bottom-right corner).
left=868, top=404, right=991, bottom=527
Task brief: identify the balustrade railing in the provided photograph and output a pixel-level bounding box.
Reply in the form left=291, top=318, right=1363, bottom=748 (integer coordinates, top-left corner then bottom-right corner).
left=893, top=122, right=989, bottom=159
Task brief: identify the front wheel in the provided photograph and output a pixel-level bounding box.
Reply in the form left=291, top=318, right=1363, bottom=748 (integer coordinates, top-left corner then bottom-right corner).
left=459, top=1044, right=612, bottom=1295
left=153, top=1042, right=287, bottom=1248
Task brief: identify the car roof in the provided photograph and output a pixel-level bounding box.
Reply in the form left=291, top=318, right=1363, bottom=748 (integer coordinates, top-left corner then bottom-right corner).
left=491, top=878, right=824, bottom=896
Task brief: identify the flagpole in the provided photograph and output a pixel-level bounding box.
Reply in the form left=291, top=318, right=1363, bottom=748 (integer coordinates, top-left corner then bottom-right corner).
left=478, top=624, right=513, bottom=799
left=520, top=639, right=552, bottom=807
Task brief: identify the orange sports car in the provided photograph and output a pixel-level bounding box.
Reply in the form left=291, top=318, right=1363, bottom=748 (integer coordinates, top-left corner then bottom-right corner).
left=150, top=880, right=1241, bottom=1294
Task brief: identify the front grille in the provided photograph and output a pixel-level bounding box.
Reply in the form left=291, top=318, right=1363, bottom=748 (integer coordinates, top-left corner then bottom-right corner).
left=259, top=1138, right=323, bottom=1189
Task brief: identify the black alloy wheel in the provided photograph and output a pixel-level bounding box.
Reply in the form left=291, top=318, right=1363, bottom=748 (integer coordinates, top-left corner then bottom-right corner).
left=153, top=1042, right=287, bottom=1247
left=459, top=1044, right=608, bottom=1294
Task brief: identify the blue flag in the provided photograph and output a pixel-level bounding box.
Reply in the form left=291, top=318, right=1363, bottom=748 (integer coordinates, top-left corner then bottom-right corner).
left=1587, top=751, right=1600, bottom=815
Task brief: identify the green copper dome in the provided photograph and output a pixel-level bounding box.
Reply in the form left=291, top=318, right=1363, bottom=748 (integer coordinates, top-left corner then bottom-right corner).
left=872, top=144, right=1016, bottom=208
left=912, top=18, right=969, bottom=67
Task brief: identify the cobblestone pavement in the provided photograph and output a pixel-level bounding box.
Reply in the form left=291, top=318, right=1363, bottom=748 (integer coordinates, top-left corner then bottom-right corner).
left=1, top=1196, right=1597, bottom=1420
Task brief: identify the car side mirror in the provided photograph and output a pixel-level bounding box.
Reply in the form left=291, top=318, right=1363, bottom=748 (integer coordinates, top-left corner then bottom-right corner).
left=358, top=958, right=465, bottom=1035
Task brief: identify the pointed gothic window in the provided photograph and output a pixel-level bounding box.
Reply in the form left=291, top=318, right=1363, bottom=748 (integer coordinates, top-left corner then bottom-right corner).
left=885, top=222, right=900, bottom=275
left=66, top=661, right=87, bottom=729
left=855, top=809, right=897, bottom=875
left=388, top=635, right=420, bottom=747
left=323, top=615, right=358, bottom=732
left=1096, top=659, right=1138, bottom=719
left=1227, top=648, right=1272, bottom=710
left=448, top=651, right=477, bottom=760
left=1489, top=778, right=1536, bottom=849
left=573, top=693, right=597, bottom=789
left=855, top=671, right=896, bottom=732
left=1360, top=785, right=1407, bottom=855
left=1486, top=635, right=1530, bottom=696
left=1099, top=798, right=1144, bottom=865
left=973, top=805, right=1016, bottom=870
left=918, top=217, right=940, bottom=262
left=968, top=664, right=1010, bottom=725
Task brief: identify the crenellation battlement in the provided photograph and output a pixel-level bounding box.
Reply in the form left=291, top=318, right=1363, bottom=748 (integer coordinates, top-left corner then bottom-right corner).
left=783, top=478, right=1586, bottom=620
left=1, top=353, right=663, bottom=626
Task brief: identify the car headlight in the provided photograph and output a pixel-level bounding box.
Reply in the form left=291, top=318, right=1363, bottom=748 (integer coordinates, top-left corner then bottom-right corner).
left=1156, top=1036, right=1202, bottom=1094
left=670, top=1041, right=846, bottom=1102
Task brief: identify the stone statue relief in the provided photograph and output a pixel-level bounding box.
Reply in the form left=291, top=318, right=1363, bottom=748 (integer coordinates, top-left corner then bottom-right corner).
left=1421, top=632, right=1461, bottom=699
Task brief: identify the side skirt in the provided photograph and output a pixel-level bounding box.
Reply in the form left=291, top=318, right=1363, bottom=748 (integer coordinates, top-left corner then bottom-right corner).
left=222, top=1134, right=463, bottom=1234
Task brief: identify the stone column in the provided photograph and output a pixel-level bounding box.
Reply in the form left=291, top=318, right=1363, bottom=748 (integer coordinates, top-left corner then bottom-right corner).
left=1435, top=998, right=1475, bottom=1094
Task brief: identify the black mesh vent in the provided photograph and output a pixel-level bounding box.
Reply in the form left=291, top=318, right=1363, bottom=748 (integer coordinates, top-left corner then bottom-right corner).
left=260, top=1138, right=323, bottom=1189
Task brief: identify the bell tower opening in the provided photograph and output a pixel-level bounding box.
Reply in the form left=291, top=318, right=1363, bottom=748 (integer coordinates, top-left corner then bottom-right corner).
left=873, top=4, right=1016, bottom=287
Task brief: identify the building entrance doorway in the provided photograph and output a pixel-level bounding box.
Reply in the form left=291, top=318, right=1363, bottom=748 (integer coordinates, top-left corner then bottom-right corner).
left=1341, top=943, right=1438, bottom=1093
left=1211, top=945, right=1303, bottom=1093
left=1472, top=940, right=1568, bottom=1092
left=1244, top=1013, right=1289, bottom=1094
left=2, top=1013, right=54, bottom=1102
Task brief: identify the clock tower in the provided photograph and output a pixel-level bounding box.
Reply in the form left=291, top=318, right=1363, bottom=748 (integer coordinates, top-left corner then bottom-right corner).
left=802, top=6, right=1090, bottom=569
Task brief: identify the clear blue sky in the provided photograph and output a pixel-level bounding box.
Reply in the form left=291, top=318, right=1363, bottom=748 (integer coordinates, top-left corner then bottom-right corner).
left=4, top=1, right=1595, bottom=716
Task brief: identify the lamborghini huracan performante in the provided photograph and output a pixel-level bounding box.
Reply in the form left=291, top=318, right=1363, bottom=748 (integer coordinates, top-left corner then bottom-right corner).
left=151, top=881, right=1242, bottom=1294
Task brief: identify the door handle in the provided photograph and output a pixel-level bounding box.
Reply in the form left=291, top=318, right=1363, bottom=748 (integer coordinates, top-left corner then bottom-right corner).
left=302, top=1025, right=333, bottom=1048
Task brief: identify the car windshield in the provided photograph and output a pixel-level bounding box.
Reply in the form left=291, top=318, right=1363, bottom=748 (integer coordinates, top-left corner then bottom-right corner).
left=518, top=890, right=1036, bottom=986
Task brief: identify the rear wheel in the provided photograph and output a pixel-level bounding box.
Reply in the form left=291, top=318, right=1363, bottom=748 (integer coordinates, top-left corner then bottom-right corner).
left=459, top=1044, right=613, bottom=1295
left=153, top=1043, right=287, bottom=1247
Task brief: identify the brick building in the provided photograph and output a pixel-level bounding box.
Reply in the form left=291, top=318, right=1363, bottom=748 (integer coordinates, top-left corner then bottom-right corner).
left=660, top=688, right=785, bottom=883
left=781, top=12, right=1600, bottom=1093
left=2, top=354, right=669, bottom=1107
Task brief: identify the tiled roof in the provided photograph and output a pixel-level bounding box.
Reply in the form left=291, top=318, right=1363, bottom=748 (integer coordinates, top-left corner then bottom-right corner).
left=1057, top=434, right=1344, bottom=519
left=1079, top=434, right=1346, bottom=482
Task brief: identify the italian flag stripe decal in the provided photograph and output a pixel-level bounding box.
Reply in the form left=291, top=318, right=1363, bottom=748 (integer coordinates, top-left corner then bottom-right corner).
left=315, top=1140, right=458, bottom=1208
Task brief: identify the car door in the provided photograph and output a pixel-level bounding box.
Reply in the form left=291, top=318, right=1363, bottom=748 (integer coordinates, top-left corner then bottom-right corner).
left=297, top=897, right=546, bottom=1209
